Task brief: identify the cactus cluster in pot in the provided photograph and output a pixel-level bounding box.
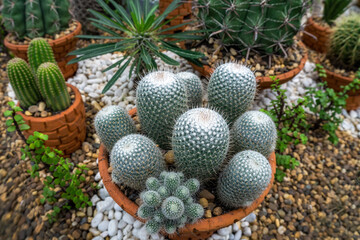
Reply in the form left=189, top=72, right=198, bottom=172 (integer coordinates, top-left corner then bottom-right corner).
left=6, top=38, right=71, bottom=112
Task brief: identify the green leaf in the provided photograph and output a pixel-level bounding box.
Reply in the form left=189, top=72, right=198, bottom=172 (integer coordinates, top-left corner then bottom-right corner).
left=8, top=102, right=15, bottom=108
left=4, top=110, right=12, bottom=117
left=14, top=114, right=23, bottom=122
left=7, top=126, right=16, bottom=132
left=102, top=58, right=132, bottom=93
left=19, top=124, right=30, bottom=131
left=5, top=119, right=13, bottom=127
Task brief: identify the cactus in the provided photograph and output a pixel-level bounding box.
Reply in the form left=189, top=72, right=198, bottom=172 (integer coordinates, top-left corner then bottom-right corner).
left=110, top=134, right=166, bottom=190
left=208, top=63, right=257, bottom=124
left=217, top=150, right=272, bottom=208
left=232, top=111, right=277, bottom=158
left=94, top=105, right=136, bottom=151
left=6, top=58, right=42, bottom=108
left=28, top=38, right=56, bottom=74
left=137, top=172, right=203, bottom=235
left=175, top=72, right=203, bottom=107
left=196, top=0, right=309, bottom=58
left=3, top=0, right=71, bottom=39
left=172, top=108, right=230, bottom=180
left=136, top=71, right=188, bottom=149
left=327, top=15, right=360, bottom=71
left=36, top=62, right=71, bottom=112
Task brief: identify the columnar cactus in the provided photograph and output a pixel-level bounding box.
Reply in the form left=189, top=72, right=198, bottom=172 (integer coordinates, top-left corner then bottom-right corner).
left=28, top=38, right=56, bottom=74
left=208, top=63, right=257, bottom=124
left=3, top=0, right=71, bottom=39
left=36, top=62, right=71, bottom=112
left=137, top=172, right=203, bottom=235
left=136, top=71, right=188, bottom=149
left=232, top=111, right=277, bottom=158
left=6, top=58, right=42, bottom=108
left=110, top=134, right=166, bottom=190
left=94, top=105, right=136, bottom=151
left=175, top=72, right=203, bottom=107
left=172, top=108, right=230, bottom=180
left=217, top=150, right=272, bottom=208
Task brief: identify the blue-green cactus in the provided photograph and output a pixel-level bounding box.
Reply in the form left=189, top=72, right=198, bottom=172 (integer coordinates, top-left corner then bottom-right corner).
left=175, top=72, right=203, bottom=107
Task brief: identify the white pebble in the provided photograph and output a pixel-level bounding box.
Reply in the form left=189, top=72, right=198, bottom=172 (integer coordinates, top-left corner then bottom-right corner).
left=234, top=230, right=242, bottom=240
left=91, top=212, right=104, bottom=228
left=138, top=225, right=149, bottom=239
left=123, top=224, right=133, bottom=235
left=118, top=220, right=127, bottom=229
left=117, top=231, right=123, bottom=240
left=108, top=219, right=118, bottom=237
left=241, top=222, right=249, bottom=228
left=134, top=220, right=144, bottom=229
left=218, top=226, right=232, bottom=236
left=278, top=226, right=286, bottom=235
left=100, top=231, right=109, bottom=238
left=92, top=236, right=104, bottom=240
left=245, top=213, right=256, bottom=223
left=114, top=211, right=122, bottom=220
left=243, top=227, right=251, bottom=236
left=123, top=212, right=136, bottom=224
left=212, top=233, right=225, bottom=240
left=91, top=195, right=100, bottom=205
left=350, top=110, right=358, bottom=119
left=114, top=203, right=123, bottom=212
left=108, top=210, right=114, bottom=219
left=98, top=220, right=109, bottom=232
left=233, top=223, right=240, bottom=232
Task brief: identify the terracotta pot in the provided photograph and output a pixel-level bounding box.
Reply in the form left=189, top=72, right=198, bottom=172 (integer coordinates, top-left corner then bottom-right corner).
left=159, top=0, right=192, bottom=34
left=189, top=42, right=308, bottom=90
left=321, top=69, right=360, bottom=111
left=18, top=83, right=86, bottom=156
left=302, top=17, right=332, bottom=53
left=98, top=108, right=276, bottom=240
left=4, top=21, right=82, bottom=79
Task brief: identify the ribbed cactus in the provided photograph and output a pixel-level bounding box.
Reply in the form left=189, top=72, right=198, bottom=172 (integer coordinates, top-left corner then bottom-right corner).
left=6, top=58, right=42, bottom=108
left=172, top=108, right=230, bottom=180
left=197, top=0, right=309, bottom=57
left=232, top=111, right=277, bottom=158
left=208, top=63, right=257, bottom=124
left=36, top=62, right=71, bottom=112
left=136, top=71, right=188, bottom=149
left=3, top=0, right=71, bottom=39
left=94, top=105, right=136, bottom=151
left=175, top=72, right=203, bottom=107
left=110, top=134, right=166, bottom=190
left=28, top=38, right=56, bottom=74
left=217, top=150, right=272, bottom=208
left=137, top=172, right=203, bottom=235
left=327, top=15, right=360, bottom=71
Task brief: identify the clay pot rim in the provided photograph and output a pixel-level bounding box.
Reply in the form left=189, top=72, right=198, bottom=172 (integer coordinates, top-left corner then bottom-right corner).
left=98, top=108, right=276, bottom=236
left=306, top=17, right=332, bottom=32
left=17, top=83, right=82, bottom=122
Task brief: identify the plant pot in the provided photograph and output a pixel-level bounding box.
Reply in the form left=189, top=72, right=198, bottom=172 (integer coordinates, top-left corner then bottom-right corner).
left=18, top=83, right=86, bottom=156
left=302, top=17, right=332, bottom=53
left=4, top=21, right=82, bottom=79
left=321, top=69, right=360, bottom=111
left=98, top=108, right=276, bottom=240
left=159, top=0, right=192, bottom=34
left=189, top=42, right=308, bottom=90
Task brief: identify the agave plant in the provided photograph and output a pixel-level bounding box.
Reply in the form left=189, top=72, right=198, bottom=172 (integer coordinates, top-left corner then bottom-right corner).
left=69, top=0, right=204, bottom=93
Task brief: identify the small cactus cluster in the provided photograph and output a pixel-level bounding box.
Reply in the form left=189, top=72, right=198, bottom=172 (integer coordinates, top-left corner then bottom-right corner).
left=175, top=72, right=203, bottom=107
left=137, top=172, right=203, bottom=235
left=3, top=0, right=71, bottom=39
left=7, top=38, right=71, bottom=111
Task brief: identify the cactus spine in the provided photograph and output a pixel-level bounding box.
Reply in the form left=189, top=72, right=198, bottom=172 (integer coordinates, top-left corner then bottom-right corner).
left=36, top=62, right=71, bottom=112
left=6, top=58, right=42, bottom=108
left=175, top=72, right=203, bottom=107
left=28, top=38, right=56, bottom=74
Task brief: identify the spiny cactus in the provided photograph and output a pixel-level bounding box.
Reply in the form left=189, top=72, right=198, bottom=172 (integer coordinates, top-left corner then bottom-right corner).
left=3, top=0, right=71, bottom=39
left=28, top=38, right=56, bottom=74
left=172, top=108, right=230, bottom=180
left=137, top=172, right=203, bottom=235
left=175, top=72, right=203, bottom=107
left=94, top=105, right=136, bottom=151
left=6, top=58, right=42, bottom=108
left=136, top=71, right=188, bottom=149
left=327, top=15, right=360, bottom=71
left=197, top=0, right=309, bottom=58
left=110, top=134, right=166, bottom=190
left=217, top=150, right=272, bottom=208
left=36, top=62, right=71, bottom=112
left=208, top=63, right=257, bottom=124
left=232, top=111, right=277, bottom=158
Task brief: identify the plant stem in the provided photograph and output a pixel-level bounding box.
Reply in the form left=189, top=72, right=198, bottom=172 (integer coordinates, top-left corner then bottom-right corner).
left=12, top=111, right=28, bottom=144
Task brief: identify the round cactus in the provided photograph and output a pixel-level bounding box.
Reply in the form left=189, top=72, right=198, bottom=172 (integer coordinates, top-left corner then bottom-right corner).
left=217, top=150, right=272, bottom=208
left=172, top=108, right=230, bottom=180
left=175, top=72, right=203, bottom=107
left=161, top=197, right=185, bottom=220
left=136, top=71, right=188, bottom=149
left=232, top=111, right=277, bottom=158
left=208, top=63, right=257, bottom=124
left=110, top=134, right=165, bottom=190
left=94, top=105, right=136, bottom=151
left=142, top=191, right=162, bottom=207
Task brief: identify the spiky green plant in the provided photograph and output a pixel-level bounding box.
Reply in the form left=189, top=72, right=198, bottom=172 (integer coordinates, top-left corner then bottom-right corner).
left=110, top=134, right=166, bottom=190
left=217, top=150, right=272, bottom=208
left=6, top=58, right=42, bottom=108
left=208, top=63, right=257, bottom=124
left=137, top=171, right=203, bottom=235
left=172, top=108, right=230, bottom=180
left=322, top=0, right=352, bottom=26
left=175, top=72, right=203, bottom=107
left=2, top=0, right=71, bottom=39
left=68, top=0, right=204, bottom=93
left=94, top=105, right=136, bottom=151
left=28, top=38, right=56, bottom=74
left=36, top=62, right=71, bottom=112
left=327, top=15, right=360, bottom=71
left=136, top=71, right=187, bottom=149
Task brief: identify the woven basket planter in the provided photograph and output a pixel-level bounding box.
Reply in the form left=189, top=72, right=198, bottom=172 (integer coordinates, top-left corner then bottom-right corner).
left=302, top=17, right=332, bottom=53
left=159, top=0, right=192, bottom=34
